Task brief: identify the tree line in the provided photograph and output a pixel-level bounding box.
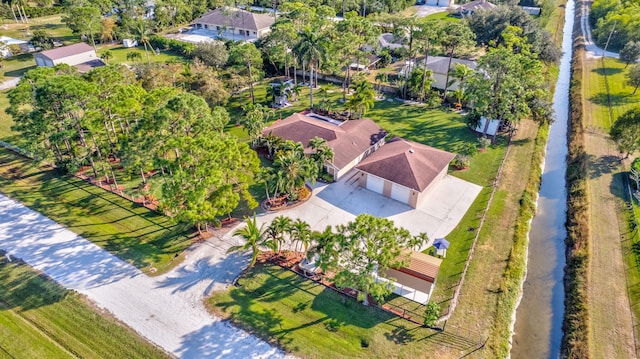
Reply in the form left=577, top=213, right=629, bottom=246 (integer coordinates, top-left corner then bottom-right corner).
left=7, top=64, right=260, bottom=233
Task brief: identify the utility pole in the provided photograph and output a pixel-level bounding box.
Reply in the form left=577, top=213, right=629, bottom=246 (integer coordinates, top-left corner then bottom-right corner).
left=603, top=21, right=617, bottom=58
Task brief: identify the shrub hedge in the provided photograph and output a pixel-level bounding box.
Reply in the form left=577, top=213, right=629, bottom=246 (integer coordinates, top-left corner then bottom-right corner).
left=149, top=35, right=196, bottom=57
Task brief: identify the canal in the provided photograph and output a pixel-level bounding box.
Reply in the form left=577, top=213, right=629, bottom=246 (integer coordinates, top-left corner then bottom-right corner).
left=510, top=0, right=575, bottom=357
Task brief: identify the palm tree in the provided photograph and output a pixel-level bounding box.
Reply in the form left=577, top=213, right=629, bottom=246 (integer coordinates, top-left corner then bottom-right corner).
left=267, top=215, right=292, bottom=256
left=293, top=27, right=328, bottom=110
left=227, top=216, right=267, bottom=267
left=449, top=63, right=475, bottom=92
left=290, top=219, right=312, bottom=255
left=309, top=136, right=334, bottom=173
left=375, top=72, right=388, bottom=95
left=131, top=19, right=153, bottom=64
left=345, top=80, right=375, bottom=119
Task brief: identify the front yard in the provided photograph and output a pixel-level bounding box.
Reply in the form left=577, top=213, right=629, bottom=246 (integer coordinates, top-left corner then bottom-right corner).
left=208, top=264, right=483, bottom=359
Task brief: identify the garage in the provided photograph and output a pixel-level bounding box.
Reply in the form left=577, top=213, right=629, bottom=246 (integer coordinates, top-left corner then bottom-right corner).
left=426, top=0, right=438, bottom=5
left=390, top=183, right=411, bottom=204
left=366, top=175, right=385, bottom=195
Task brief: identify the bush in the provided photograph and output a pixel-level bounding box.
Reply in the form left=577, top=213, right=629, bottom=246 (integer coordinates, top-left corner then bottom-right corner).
left=149, top=35, right=195, bottom=57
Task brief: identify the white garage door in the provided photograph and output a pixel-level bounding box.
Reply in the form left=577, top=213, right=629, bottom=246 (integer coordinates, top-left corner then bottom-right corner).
left=390, top=183, right=411, bottom=204
left=366, top=175, right=385, bottom=195
left=426, top=0, right=438, bottom=5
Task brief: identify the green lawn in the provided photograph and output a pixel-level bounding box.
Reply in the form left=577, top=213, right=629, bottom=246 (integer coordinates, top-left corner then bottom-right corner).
left=209, top=264, right=483, bottom=359
left=424, top=11, right=460, bottom=22
left=0, top=253, right=170, bottom=359
left=1, top=15, right=74, bottom=42
left=97, top=44, right=187, bottom=66
left=585, top=58, right=640, bottom=130
left=0, top=148, right=195, bottom=274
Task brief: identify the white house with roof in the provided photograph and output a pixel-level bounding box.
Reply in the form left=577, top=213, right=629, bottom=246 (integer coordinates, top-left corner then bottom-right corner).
left=33, top=43, right=104, bottom=73
left=193, top=8, right=275, bottom=41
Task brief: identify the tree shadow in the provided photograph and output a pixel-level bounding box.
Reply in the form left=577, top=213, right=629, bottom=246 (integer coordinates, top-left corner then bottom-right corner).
left=0, top=251, right=68, bottom=311
left=592, top=67, right=624, bottom=76
left=174, top=322, right=285, bottom=358
left=587, top=153, right=621, bottom=179
left=590, top=92, right=637, bottom=106
left=384, top=325, right=416, bottom=345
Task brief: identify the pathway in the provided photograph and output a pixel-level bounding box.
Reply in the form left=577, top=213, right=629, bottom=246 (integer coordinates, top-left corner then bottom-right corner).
left=579, top=0, right=619, bottom=59
left=0, top=194, right=290, bottom=359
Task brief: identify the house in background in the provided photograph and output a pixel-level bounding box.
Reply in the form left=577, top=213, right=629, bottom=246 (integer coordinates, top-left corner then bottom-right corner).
left=454, top=0, right=497, bottom=16
left=378, top=250, right=442, bottom=304
left=262, top=112, right=387, bottom=180
left=33, top=43, right=104, bottom=73
left=399, top=56, right=477, bottom=91
left=356, top=138, right=455, bottom=208
left=193, top=8, right=275, bottom=42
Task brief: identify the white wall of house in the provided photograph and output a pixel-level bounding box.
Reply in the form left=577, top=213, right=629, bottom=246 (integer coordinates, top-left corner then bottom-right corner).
left=52, top=51, right=98, bottom=66
left=432, top=72, right=462, bottom=91
left=195, top=22, right=270, bottom=39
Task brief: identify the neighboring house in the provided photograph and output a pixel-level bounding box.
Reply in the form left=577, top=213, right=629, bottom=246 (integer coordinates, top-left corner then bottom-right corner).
left=193, top=7, right=275, bottom=41
left=378, top=250, right=442, bottom=304
left=262, top=112, right=387, bottom=180
left=378, top=33, right=408, bottom=50
left=0, top=36, right=30, bottom=58
left=33, top=43, right=104, bottom=73
left=454, top=0, right=497, bottom=16
left=356, top=138, right=455, bottom=208
left=399, top=56, right=477, bottom=91
left=418, top=0, right=454, bottom=7
left=521, top=6, right=541, bottom=15
left=349, top=53, right=381, bottom=72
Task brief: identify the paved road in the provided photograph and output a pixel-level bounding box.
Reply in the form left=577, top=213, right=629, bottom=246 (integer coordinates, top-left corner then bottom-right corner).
left=0, top=77, right=20, bottom=91
left=0, top=194, right=288, bottom=359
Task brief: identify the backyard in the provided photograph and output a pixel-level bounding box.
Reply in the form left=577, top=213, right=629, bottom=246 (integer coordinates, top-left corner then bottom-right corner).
left=0, top=251, right=170, bottom=359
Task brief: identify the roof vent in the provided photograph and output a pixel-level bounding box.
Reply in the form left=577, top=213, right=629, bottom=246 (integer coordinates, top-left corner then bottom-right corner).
left=409, top=149, right=414, bottom=154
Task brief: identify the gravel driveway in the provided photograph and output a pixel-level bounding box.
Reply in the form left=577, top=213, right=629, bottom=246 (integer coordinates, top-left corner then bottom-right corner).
left=0, top=194, right=289, bottom=359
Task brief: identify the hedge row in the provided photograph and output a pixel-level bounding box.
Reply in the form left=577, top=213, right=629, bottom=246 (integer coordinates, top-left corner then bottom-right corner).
left=560, top=39, right=591, bottom=358
left=149, top=35, right=196, bottom=57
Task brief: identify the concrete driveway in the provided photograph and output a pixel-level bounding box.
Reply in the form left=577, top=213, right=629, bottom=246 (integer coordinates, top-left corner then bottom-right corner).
left=255, top=170, right=482, bottom=251
left=414, top=5, right=448, bottom=18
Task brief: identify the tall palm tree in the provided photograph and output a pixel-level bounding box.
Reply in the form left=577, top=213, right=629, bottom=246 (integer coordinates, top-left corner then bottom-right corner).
left=449, top=63, right=475, bottom=92
left=227, top=216, right=267, bottom=267
left=131, top=19, right=153, bottom=64
left=293, top=27, right=328, bottom=110
left=267, top=215, right=292, bottom=256
left=290, top=219, right=312, bottom=255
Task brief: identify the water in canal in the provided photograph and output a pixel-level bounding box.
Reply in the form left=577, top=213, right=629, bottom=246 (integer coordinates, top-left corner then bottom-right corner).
left=510, top=0, right=575, bottom=357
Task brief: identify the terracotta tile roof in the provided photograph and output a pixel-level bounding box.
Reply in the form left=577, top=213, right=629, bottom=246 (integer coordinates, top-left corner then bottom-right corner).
left=194, top=8, right=275, bottom=31
left=356, top=138, right=455, bottom=192
left=38, top=43, right=94, bottom=61
left=395, top=250, right=442, bottom=283
left=262, top=113, right=386, bottom=169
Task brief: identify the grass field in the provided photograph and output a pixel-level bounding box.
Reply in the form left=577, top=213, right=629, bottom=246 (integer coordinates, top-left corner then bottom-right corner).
left=0, top=148, right=195, bottom=274
left=0, top=252, right=170, bottom=359
left=583, top=58, right=640, bottom=130
left=208, top=264, right=485, bottom=359
left=97, top=45, right=186, bottom=66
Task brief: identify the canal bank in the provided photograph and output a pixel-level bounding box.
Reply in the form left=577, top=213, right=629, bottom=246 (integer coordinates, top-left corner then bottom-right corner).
left=510, top=0, right=575, bottom=357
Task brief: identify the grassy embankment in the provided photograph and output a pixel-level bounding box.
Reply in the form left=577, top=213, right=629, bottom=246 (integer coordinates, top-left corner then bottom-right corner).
left=561, top=41, right=590, bottom=357
left=0, top=252, right=170, bottom=359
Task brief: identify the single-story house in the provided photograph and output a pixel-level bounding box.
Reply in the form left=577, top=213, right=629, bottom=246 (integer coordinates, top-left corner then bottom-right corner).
left=349, top=53, right=381, bottom=72
left=378, top=33, right=408, bottom=50
left=0, top=36, right=30, bottom=58
left=379, top=250, right=442, bottom=304
left=356, top=138, right=455, bottom=208
left=399, top=56, right=476, bottom=91
left=262, top=112, right=387, bottom=180
left=193, top=8, right=275, bottom=41
left=33, top=43, right=105, bottom=73
left=454, top=0, right=497, bottom=16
